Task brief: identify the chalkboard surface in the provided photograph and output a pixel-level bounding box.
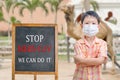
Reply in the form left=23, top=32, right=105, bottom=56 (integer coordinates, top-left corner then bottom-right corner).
left=15, top=26, right=56, bottom=72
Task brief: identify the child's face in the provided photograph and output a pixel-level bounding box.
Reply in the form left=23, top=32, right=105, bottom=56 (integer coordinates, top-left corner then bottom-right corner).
left=82, top=15, right=99, bottom=37
left=82, top=15, right=99, bottom=25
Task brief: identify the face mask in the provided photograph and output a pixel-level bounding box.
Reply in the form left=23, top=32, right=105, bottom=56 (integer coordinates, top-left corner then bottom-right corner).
left=82, top=24, right=99, bottom=37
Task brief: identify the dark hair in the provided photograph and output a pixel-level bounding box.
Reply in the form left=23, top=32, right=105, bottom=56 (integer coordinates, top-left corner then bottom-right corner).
left=81, top=11, right=100, bottom=24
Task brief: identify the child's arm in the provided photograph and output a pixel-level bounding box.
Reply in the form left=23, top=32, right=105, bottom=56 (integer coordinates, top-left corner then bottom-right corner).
left=74, top=56, right=105, bottom=66
left=74, top=41, right=107, bottom=66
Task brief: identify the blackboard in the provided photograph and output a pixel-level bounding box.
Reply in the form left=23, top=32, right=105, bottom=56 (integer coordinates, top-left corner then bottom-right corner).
left=12, top=24, right=58, bottom=74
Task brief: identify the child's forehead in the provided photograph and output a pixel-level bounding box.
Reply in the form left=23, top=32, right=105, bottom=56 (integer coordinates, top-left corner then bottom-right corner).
left=84, top=15, right=98, bottom=21
left=84, top=15, right=97, bottom=19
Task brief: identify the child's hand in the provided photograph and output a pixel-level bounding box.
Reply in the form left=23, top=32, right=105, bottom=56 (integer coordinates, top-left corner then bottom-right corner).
left=74, top=55, right=82, bottom=64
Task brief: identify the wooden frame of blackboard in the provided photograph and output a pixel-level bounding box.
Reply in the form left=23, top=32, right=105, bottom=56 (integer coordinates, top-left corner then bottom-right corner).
left=12, top=24, right=58, bottom=80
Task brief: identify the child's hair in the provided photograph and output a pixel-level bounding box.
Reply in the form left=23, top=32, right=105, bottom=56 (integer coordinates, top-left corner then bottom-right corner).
left=81, top=11, right=100, bottom=24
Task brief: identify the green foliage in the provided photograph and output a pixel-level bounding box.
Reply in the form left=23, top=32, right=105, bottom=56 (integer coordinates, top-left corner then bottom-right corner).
left=58, top=55, right=67, bottom=61
left=90, top=0, right=99, bottom=11
left=13, top=0, right=48, bottom=16
left=0, top=11, right=5, bottom=21
left=0, top=0, right=20, bottom=23
left=39, top=0, right=48, bottom=15
left=44, top=0, right=63, bottom=13
left=0, top=36, right=8, bottom=40
left=5, top=0, right=12, bottom=13
left=58, top=34, right=66, bottom=40
left=10, top=16, right=21, bottom=24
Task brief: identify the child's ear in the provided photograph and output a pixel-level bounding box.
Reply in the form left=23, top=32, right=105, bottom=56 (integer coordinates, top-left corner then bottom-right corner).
left=80, top=23, right=83, bottom=28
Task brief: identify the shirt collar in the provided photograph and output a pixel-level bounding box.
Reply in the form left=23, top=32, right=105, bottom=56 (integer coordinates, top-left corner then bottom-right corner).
left=79, top=36, right=100, bottom=46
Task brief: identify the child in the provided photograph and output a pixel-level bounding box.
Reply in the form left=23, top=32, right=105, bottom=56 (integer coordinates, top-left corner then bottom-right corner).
left=73, top=11, right=107, bottom=80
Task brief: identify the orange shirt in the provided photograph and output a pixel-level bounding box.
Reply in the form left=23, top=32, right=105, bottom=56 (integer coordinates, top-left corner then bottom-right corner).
left=73, top=37, right=107, bottom=80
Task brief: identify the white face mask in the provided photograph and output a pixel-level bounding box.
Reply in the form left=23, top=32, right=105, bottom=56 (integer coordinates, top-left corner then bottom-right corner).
left=82, top=24, right=99, bottom=37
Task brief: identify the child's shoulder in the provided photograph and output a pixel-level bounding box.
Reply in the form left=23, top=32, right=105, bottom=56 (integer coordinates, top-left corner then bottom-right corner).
left=75, top=39, right=84, bottom=45
left=96, top=37, right=107, bottom=44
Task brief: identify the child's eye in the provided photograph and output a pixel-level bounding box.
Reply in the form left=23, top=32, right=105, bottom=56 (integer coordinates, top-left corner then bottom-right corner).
left=92, top=23, right=96, bottom=24
left=85, top=23, right=89, bottom=24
